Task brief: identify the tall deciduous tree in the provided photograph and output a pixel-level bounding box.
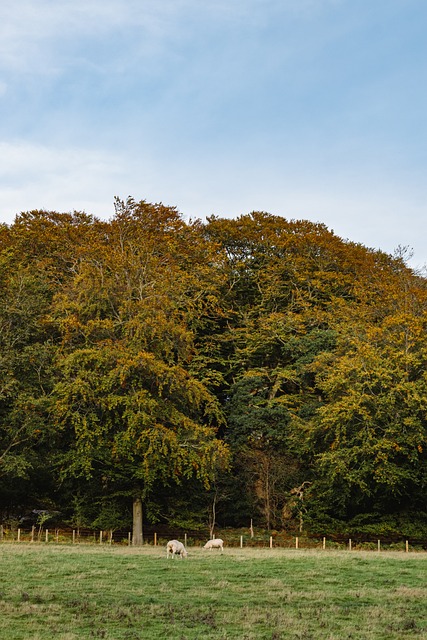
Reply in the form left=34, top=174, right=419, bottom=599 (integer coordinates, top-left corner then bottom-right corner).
left=51, top=199, right=230, bottom=540
left=0, top=266, right=55, bottom=482
left=309, top=275, right=427, bottom=519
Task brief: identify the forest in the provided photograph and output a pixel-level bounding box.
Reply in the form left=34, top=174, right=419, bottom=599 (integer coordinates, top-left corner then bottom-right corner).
left=1, top=197, right=426, bottom=539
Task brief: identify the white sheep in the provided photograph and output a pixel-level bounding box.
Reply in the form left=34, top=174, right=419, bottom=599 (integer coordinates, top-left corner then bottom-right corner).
left=166, top=539, right=188, bottom=559
left=203, top=538, right=224, bottom=552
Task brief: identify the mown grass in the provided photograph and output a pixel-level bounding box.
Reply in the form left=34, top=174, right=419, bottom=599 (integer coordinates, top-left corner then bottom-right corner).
left=0, top=544, right=426, bottom=639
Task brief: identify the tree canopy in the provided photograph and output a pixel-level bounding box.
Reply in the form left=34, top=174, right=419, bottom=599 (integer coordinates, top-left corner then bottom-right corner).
left=1, top=199, right=426, bottom=537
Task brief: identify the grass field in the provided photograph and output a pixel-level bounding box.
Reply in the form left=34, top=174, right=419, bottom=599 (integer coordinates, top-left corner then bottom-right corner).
left=0, top=544, right=426, bottom=639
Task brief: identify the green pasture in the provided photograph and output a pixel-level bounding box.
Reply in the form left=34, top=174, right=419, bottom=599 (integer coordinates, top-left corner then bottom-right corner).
left=0, top=544, right=426, bottom=639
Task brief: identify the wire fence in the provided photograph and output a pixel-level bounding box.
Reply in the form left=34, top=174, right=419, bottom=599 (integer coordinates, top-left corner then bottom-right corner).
left=1, top=524, right=426, bottom=552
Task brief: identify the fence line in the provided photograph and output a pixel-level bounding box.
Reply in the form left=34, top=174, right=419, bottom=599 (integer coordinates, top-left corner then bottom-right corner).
left=0, top=525, right=425, bottom=552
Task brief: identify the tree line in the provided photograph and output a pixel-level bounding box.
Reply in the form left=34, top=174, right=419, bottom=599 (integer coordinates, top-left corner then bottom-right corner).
left=1, top=197, right=426, bottom=538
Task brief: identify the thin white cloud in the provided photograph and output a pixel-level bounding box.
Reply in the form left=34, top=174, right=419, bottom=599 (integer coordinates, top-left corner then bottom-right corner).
left=0, top=141, right=124, bottom=220
left=0, top=1, right=152, bottom=73
left=0, top=0, right=343, bottom=74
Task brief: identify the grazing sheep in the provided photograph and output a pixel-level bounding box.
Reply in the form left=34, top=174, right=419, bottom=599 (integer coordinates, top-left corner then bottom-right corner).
left=203, top=538, right=224, bottom=552
left=166, top=539, right=188, bottom=559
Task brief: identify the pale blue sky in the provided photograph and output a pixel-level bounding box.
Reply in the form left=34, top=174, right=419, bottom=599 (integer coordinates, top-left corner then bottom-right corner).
left=1, top=0, right=426, bottom=268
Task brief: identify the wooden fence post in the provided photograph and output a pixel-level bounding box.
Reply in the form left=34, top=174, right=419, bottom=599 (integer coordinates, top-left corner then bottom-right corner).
left=99, top=530, right=103, bottom=544
left=323, top=537, right=326, bottom=550
left=295, top=536, right=299, bottom=549
left=377, top=539, right=381, bottom=552
left=348, top=538, right=352, bottom=551
left=240, top=535, right=243, bottom=548
left=72, top=530, right=76, bottom=544
left=45, top=529, right=49, bottom=543
left=269, top=536, right=273, bottom=548
left=17, top=529, right=21, bottom=542
left=128, top=532, right=131, bottom=546
left=154, top=532, right=157, bottom=546
left=406, top=540, right=409, bottom=553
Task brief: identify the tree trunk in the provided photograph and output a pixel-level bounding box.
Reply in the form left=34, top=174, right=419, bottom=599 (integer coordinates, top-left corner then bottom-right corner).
left=132, top=496, right=143, bottom=546
left=265, top=462, right=271, bottom=530
left=209, top=489, right=217, bottom=539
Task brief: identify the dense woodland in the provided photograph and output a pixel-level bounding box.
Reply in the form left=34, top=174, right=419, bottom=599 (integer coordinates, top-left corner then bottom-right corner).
left=1, top=197, right=426, bottom=538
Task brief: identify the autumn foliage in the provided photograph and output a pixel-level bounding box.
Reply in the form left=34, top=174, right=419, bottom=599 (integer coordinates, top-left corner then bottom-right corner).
left=1, top=198, right=426, bottom=536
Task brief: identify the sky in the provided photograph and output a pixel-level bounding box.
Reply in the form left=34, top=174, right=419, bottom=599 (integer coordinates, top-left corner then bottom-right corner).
left=1, top=0, right=426, bottom=269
